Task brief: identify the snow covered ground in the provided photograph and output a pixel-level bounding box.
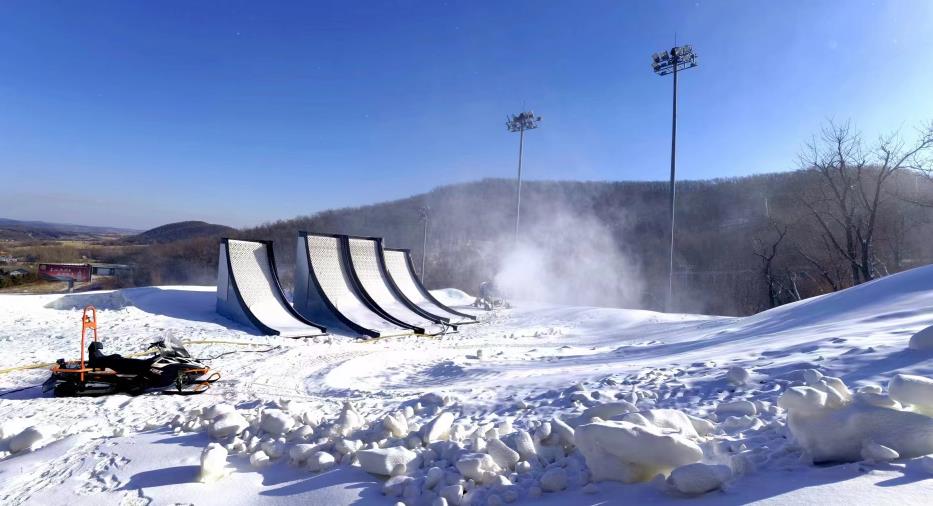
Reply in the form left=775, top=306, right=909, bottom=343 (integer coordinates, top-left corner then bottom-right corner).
left=1, top=266, right=933, bottom=505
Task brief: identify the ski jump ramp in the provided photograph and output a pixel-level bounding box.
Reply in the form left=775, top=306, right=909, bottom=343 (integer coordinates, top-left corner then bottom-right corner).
left=344, top=236, right=448, bottom=334
left=383, top=248, right=477, bottom=325
left=295, top=232, right=419, bottom=338
left=216, top=239, right=326, bottom=338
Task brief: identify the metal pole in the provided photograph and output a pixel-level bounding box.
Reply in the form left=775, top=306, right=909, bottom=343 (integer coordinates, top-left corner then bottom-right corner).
left=421, top=211, right=429, bottom=282
left=667, top=50, right=678, bottom=312
left=515, top=126, right=525, bottom=242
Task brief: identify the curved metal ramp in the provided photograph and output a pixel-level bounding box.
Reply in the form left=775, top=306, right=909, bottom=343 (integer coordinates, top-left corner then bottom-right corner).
left=216, top=239, right=326, bottom=338
left=344, top=236, right=449, bottom=334
left=383, top=248, right=477, bottom=325
left=294, top=232, right=413, bottom=338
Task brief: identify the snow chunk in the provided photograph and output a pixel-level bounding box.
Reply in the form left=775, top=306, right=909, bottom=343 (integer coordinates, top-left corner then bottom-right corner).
left=455, top=453, right=500, bottom=482
left=778, top=386, right=827, bottom=412
left=250, top=450, right=271, bottom=467
left=424, top=466, right=444, bottom=489
left=260, top=439, right=285, bottom=459
left=855, top=392, right=901, bottom=410
left=888, top=374, right=933, bottom=415
left=486, top=438, right=520, bottom=469
left=198, top=443, right=229, bottom=482
left=9, top=425, right=59, bottom=453
left=210, top=412, right=249, bottom=439
left=260, top=410, right=295, bottom=436
left=539, top=467, right=567, bottom=492
left=439, top=484, right=464, bottom=505
left=576, top=420, right=703, bottom=483
left=909, top=325, right=933, bottom=350
left=202, top=403, right=235, bottom=421
left=289, top=443, right=322, bottom=463
left=307, top=451, right=336, bottom=472
left=667, top=463, right=731, bottom=495
left=623, top=409, right=699, bottom=439
left=420, top=392, right=448, bottom=406
left=357, top=446, right=419, bottom=476
left=686, top=414, right=716, bottom=436
left=780, top=380, right=933, bottom=462
left=423, top=412, right=455, bottom=443
left=0, top=419, right=29, bottom=441
left=551, top=418, right=575, bottom=446
left=726, top=367, right=750, bottom=386
left=510, top=430, right=537, bottom=461
left=384, top=413, right=409, bottom=438
left=335, top=402, right=363, bottom=436
left=721, top=415, right=762, bottom=433
left=577, top=401, right=637, bottom=424
left=715, top=400, right=756, bottom=417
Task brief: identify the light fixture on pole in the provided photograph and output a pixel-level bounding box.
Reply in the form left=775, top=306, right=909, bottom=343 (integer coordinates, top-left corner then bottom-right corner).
left=505, top=111, right=541, bottom=242
left=419, top=205, right=430, bottom=282
left=651, top=44, right=697, bottom=312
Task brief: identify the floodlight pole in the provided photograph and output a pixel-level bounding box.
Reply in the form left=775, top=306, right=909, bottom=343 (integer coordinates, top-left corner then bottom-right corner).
left=420, top=206, right=430, bottom=282
left=652, top=45, right=697, bottom=312
left=668, top=54, right=678, bottom=314
left=515, top=126, right=525, bottom=241
left=506, top=111, right=541, bottom=244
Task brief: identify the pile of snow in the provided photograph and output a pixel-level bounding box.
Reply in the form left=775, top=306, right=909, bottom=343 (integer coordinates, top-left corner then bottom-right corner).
left=0, top=421, right=60, bottom=455
left=429, top=288, right=474, bottom=307
left=576, top=419, right=703, bottom=483
left=909, top=324, right=933, bottom=350
left=889, top=374, right=933, bottom=416
left=778, top=370, right=933, bottom=463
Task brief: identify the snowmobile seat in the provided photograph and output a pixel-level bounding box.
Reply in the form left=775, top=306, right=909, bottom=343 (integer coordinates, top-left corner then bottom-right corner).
left=87, top=341, right=157, bottom=375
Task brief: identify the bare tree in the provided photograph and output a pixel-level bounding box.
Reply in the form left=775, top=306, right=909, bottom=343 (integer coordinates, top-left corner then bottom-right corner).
left=798, top=121, right=933, bottom=286
left=753, top=220, right=788, bottom=308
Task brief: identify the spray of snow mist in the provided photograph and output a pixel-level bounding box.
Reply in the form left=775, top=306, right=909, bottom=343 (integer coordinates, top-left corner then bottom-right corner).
left=493, top=205, right=644, bottom=308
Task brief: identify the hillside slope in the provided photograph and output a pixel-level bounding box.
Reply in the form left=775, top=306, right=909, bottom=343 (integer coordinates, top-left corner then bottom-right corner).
left=122, top=221, right=236, bottom=244
left=0, top=218, right=137, bottom=240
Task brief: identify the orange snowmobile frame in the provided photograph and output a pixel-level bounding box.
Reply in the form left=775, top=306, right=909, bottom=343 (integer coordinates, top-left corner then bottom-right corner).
left=48, top=305, right=217, bottom=395
left=48, top=305, right=115, bottom=382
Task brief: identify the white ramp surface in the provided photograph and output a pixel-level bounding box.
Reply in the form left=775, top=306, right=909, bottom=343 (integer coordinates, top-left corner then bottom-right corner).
left=346, top=237, right=442, bottom=332
left=383, top=249, right=475, bottom=324
left=217, top=239, right=324, bottom=338
left=300, top=234, right=410, bottom=337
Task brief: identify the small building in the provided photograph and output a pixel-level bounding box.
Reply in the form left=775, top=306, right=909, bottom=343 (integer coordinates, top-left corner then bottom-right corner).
left=91, top=264, right=132, bottom=277
left=9, top=268, right=30, bottom=278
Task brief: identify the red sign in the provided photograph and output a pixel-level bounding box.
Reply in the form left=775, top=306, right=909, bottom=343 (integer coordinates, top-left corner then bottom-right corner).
left=38, top=264, right=91, bottom=282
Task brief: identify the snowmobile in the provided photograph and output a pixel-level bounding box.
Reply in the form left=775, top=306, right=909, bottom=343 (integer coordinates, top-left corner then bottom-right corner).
left=44, top=305, right=219, bottom=397
left=472, top=281, right=511, bottom=311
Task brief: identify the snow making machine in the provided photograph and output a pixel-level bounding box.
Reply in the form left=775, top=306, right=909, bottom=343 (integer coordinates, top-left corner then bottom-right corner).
left=45, top=305, right=219, bottom=396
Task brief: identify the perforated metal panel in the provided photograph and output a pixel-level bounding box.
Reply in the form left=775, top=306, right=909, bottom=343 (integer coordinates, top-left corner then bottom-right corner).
left=227, top=240, right=284, bottom=309
left=347, top=239, right=396, bottom=304
left=305, top=235, right=407, bottom=332
left=222, top=239, right=323, bottom=337
left=384, top=249, right=473, bottom=324
left=384, top=250, right=427, bottom=303
left=347, top=238, right=438, bottom=329
left=308, top=235, right=357, bottom=305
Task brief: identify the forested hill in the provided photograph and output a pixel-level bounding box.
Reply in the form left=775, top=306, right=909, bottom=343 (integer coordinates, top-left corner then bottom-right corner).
left=240, top=170, right=933, bottom=316
left=123, top=221, right=236, bottom=244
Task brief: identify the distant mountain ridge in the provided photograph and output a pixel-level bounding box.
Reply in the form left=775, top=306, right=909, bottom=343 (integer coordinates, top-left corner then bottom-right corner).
left=0, top=218, right=139, bottom=240
left=122, top=221, right=236, bottom=244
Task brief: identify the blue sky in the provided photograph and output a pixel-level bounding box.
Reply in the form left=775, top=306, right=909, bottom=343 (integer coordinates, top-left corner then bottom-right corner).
left=1, top=1, right=931, bottom=229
